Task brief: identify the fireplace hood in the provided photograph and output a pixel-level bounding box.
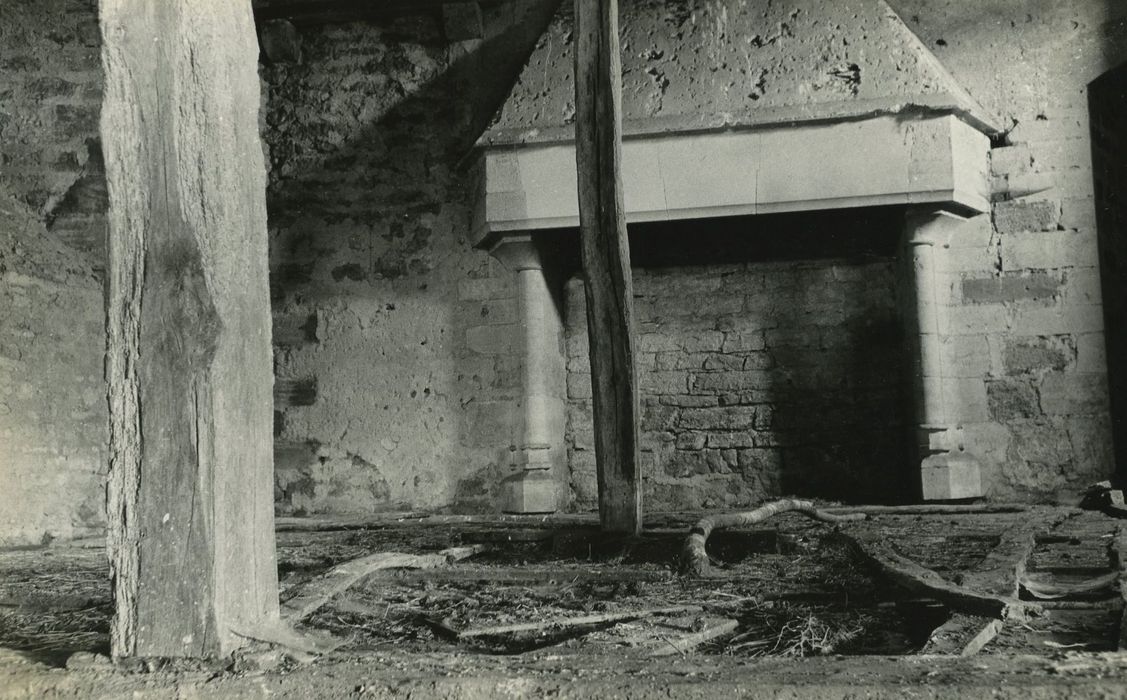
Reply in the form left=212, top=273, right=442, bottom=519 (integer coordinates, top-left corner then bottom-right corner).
left=471, top=0, right=1001, bottom=247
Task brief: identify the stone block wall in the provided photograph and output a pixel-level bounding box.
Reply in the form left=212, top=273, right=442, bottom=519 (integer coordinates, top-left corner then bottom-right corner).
left=935, top=209, right=1110, bottom=500
left=564, top=215, right=909, bottom=510
left=0, top=0, right=107, bottom=545
left=0, top=0, right=102, bottom=214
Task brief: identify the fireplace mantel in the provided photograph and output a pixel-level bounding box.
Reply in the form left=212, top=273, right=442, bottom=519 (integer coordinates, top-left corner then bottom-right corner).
left=471, top=114, right=990, bottom=248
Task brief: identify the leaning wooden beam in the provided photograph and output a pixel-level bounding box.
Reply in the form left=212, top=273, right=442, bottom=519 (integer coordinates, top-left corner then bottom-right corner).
left=681, top=499, right=866, bottom=577
left=100, top=0, right=279, bottom=658
left=574, top=0, right=642, bottom=534
left=280, top=545, right=486, bottom=622
left=830, top=531, right=1034, bottom=620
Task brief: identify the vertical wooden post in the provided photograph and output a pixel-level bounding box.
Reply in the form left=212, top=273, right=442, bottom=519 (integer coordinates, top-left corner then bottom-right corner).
left=100, top=0, right=280, bottom=657
left=574, top=0, right=642, bottom=534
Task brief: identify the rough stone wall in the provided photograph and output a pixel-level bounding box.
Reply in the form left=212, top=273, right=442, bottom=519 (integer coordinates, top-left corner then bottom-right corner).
left=887, top=0, right=1127, bottom=500
left=564, top=216, right=907, bottom=510
left=0, top=0, right=102, bottom=214
left=0, top=0, right=107, bottom=545
left=262, top=7, right=554, bottom=515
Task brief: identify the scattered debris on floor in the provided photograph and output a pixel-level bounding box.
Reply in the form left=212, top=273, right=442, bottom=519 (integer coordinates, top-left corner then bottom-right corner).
left=2, top=505, right=1126, bottom=669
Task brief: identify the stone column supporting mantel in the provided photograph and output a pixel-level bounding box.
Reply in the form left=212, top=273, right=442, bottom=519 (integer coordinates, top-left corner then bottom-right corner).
left=901, top=207, right=983, bottom=500
left=489, top=234, right=567, bottom=513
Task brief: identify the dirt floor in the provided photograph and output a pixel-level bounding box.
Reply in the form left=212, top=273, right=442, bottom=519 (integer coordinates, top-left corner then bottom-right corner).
left=3, top=506, right=1127, bottom=698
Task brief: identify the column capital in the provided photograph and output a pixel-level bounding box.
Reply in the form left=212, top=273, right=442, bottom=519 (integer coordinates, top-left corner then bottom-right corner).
left=903, top=206, right=969, bottom=247
left=488, top=234, right=543, bottom=271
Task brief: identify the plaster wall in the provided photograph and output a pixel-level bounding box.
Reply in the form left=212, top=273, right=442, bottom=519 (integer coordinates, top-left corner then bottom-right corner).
left=262, top=5, right=558, bottom=515
left=0, top=0, right=106, bottom=545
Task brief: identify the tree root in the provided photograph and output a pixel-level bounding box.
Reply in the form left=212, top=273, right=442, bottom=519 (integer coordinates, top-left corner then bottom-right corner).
left=680, top=499, right=866, bottom=577
left=828, top=531, right=1036, bottom=621
left=280, top=545, right=487, bottom=622
left=457, top=604, right=707, bottom=639
left=821, top=504, right=1031, bottom=516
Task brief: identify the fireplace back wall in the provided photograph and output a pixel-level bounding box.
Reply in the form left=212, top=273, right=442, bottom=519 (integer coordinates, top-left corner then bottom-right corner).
left=564, top=208, right=910, bottom=510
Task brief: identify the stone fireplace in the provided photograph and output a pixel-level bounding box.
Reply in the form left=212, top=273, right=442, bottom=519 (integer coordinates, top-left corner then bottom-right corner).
left=470, top=0, right=1000, bottom=512
left=564, top=210, right=907, bottom=510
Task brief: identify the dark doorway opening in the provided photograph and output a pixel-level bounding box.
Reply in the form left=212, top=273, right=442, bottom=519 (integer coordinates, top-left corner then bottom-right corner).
left=1090, top=61, right=1127, bottom=483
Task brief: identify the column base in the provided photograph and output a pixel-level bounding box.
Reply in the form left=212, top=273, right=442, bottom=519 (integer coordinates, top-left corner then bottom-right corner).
left=501, top=469, right=557, bottom=514
left=921, top=451, right=984, bottom=501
